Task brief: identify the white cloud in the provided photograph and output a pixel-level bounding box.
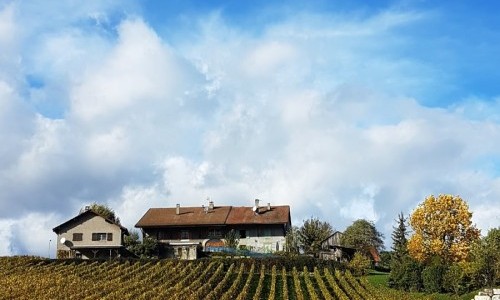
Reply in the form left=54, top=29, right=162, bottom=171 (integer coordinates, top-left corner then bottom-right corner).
left=1, top=3, right=500, bottom=255
left=0, top=219, right=14, bottom=255
left=472, top=204, right=500, bottom=236
left=242, top=41, right=298, bottom=77
left=0, top=3, right=15, bottom=46
left=70, top=19, right=192, bottom=122
left=0, top=213, right=57, bottom=257
left=340, top=184, right=380, bottom=222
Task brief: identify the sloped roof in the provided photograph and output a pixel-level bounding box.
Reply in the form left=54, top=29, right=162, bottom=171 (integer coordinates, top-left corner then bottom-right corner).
left=225, top=206, right=290, bottom=225
left=369, top=246, right=381, bottom=262
left=135, top=205, right=291, bottom=228
left=52, top=210, right=129, bottom=235
left=135, top=206, right=232, bottom=227
left=321, top=231, right=344, bottom=246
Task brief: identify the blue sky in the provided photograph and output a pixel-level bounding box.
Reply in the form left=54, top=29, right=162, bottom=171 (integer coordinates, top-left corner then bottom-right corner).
left=0, top=0, right=499, bottom=256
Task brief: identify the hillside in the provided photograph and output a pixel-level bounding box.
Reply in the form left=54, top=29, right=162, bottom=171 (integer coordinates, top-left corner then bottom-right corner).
left=1, top=256, right=435, bottom=300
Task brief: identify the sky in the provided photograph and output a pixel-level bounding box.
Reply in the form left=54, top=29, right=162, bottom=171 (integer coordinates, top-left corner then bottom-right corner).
left=1, top=0, right=499, bottom=256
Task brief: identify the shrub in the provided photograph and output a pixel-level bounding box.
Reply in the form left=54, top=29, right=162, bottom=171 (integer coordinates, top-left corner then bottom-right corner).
left=422, top=264, right=446, bottom=293
left=443, top=263, right=466, bottom=294
left=391, top=257, right=423, bottom=292
left=348, top=252, right=371, bottom=276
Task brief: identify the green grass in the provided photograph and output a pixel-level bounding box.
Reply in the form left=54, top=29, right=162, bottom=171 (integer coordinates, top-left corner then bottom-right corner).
left=366, top=270, right=389, bottom=287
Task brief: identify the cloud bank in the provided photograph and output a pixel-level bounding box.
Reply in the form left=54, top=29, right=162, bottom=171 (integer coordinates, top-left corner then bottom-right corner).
left=0, top=2, right=499, bottom=256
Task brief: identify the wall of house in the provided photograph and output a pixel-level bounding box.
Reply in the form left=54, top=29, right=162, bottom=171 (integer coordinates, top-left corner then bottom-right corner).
left=322, top=232, right=343, bottom=249
left=144, top=223, right=287, bottom=254
left=231, top=224, right=286, bottom=252
left=169, top=244, right=198, bottom=260
left=56, top=214, right=123, bottom=259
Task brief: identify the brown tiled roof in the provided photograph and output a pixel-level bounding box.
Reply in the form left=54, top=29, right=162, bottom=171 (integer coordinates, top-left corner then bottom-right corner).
left=225, top=206, right=290, bottom=225
left=135, top=206, right=232, bottom=227
left=369, top=246, right=381, bottom=262
left=135, top=205, right=290, bottom=227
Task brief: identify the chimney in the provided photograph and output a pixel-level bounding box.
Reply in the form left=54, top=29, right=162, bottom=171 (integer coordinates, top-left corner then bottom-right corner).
left=208, top=201, right=214, bottom=210
left=255, top=199, right=260, bottom=208
left=267, top=203, right=271, bottom=211
left=176, top=204, right=180, bottom=215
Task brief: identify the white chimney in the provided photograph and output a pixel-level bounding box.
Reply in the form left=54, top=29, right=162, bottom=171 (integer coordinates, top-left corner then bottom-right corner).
left=255, top=199, right=260, bottom=207
left=176, top=204, right=180, bottom=215
left=208, top=201, right=214, bottom=210
left=267, top=203, right=271, bottom=211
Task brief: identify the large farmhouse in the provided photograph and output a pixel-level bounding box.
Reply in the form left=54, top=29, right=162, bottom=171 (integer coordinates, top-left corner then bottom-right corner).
left=52, top=207, right=130, bottom=259
left=135, top=200, right=291, bottom=259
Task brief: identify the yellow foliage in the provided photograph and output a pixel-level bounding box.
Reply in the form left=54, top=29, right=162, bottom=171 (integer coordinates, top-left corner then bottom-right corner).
left=408, top=194, right=480, bottom=263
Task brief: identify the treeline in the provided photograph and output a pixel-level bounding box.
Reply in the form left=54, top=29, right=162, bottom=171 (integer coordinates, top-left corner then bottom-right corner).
left=388, top=194, right=499, bottom=295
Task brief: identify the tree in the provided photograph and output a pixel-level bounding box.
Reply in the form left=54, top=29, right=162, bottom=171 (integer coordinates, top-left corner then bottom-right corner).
left=391, top=212, right=409, bottom=261
left=379, top=251, right=392, bottom=270
left=87, top=202, right=121, bottom=225
left=408, top=194, right=480, bottom=264
left=225, top=229, right=240, bottom=250
left=389, top=213, right=411, bottom=289
left=125, top=230, right=160, bottom=258
left=470, top=227, right=500, bottom=287
left=341, top=219, right=384, bottom=257
left=285, top=226, right=300, bottom=254
left=140, top=236, right=160, bottom=258
left=124, top=229, right=140, bottom=248
left=298, top=217, right=333, bottom=255
left=349, top=252, right=372, bottom=276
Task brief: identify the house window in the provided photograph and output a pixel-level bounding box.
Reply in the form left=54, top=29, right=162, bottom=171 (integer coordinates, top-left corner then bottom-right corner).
left=208, top=229, right=222, bottom=238
left=92, top=233, right=108, bottom=241
left=239, top=230, right=247, bottom=238
left=73, top=233, right=83, bottom=241
left=158, top=231, right=170, bottom=239
left=181, top=230, right=190, bottom=240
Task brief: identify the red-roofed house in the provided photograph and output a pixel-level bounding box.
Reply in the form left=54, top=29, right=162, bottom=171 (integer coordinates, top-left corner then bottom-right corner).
left=135, top=199, right=291, bottom=259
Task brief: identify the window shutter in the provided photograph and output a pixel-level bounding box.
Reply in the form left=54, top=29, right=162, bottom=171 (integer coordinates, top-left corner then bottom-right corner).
left=92, top=233, right=97, bottom=241
left=107, top=233, right=113, bottom=241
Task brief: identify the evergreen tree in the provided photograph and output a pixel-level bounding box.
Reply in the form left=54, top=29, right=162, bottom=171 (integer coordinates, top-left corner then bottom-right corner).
left=391, top=212, right=408, bottom=261
left=389, top=212, right=420, bottom=291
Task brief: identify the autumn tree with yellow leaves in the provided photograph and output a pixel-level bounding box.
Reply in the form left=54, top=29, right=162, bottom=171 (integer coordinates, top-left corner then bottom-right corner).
left=408, top=194, right=480, bottom=264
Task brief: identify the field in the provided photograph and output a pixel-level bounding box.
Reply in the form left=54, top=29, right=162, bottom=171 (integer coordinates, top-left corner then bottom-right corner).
left=1, top=256, right=439, bottom=300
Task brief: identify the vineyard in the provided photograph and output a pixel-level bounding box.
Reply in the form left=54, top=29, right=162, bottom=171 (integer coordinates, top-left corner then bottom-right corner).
left=0, top=256, right=433, bottom=300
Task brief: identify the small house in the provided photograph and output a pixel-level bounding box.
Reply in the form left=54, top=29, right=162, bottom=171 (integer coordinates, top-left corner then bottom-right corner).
left=319, top=231, right=356, bottom=262
left=52, top=208, right=130, bottom=259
